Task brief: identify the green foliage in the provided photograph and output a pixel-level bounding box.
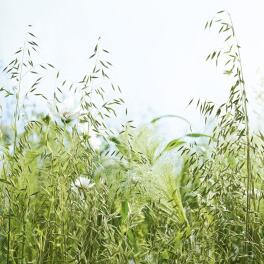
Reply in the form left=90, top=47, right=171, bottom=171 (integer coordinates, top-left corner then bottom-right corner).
left=0, top=11, right=264, bottom=264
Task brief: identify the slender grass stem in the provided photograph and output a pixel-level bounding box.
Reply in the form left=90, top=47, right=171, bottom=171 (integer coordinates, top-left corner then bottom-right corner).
left=228, top=12, right=255, bottom=262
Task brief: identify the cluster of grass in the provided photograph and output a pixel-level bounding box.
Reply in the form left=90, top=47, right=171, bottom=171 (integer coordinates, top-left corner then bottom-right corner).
left=0, top=11, right=264, bottom=263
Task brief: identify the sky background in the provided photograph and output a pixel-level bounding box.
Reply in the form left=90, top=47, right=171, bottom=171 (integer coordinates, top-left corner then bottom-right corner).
left=1, top=0, right=264, bottom=132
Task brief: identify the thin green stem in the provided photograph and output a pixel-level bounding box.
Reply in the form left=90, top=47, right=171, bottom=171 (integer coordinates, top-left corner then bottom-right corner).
left=228, top=12, right=254, bottom=262
left=7, top=41, right=26, bottom=264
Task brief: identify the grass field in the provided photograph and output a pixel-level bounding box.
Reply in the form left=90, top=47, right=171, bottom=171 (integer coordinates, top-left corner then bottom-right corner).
left=0, top=11, right=264, bottom=263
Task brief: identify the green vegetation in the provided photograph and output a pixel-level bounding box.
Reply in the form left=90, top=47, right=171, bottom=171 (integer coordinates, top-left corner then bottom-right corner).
left=0, top=11, right=263, bottom=263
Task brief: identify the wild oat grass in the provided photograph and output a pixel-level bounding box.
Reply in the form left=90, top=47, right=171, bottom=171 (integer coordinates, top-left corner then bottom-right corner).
left=0, top=11, right=263, bottom=263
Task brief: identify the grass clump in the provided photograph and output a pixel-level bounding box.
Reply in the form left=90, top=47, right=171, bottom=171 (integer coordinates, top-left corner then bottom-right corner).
left=0, top=10, right=264, bottom=264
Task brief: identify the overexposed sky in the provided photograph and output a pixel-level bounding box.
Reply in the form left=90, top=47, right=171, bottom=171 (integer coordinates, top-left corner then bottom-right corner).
left=1, top=0, right=264, bottom=128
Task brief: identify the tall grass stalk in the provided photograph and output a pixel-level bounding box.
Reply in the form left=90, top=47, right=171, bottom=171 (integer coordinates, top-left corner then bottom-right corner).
left=227, top=12, right=254, bottom=261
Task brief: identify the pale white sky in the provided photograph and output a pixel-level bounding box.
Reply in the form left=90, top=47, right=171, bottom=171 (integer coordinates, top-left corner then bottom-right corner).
left=1, top=0, right=264, bottom=129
